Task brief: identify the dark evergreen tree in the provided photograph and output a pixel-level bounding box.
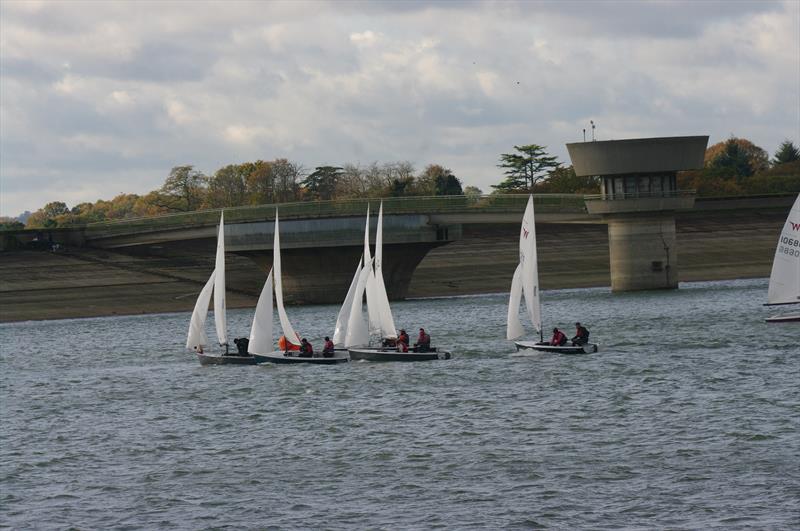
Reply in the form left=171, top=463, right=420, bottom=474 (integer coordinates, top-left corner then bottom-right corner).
left=772, top=140, right=800, bottom=166
left=492, top=144, right=560, bottom=192
left=301, top=166, right=343, bottom=200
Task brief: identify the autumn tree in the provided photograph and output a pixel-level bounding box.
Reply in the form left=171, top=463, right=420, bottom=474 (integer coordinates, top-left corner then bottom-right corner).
left=493, top=144, right=560, bottom=192
left=152, top=166, right=208, bottom=212
left=772, top=140, right=800, bottom=166
left=271, top=159, right=304, bottom=203
left=416, top=164, right=463, bottom=195
left=705, top=137, right=768, bottom=179
left=25, top=201, right=70, bottom=227
left=208, top=164, right=248, bottom=207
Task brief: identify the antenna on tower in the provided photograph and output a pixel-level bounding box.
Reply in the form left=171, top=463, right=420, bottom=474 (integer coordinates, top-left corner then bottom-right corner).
left=583, top=128, right=586, bottom=142
left=590, top=120, right=596, bottom=141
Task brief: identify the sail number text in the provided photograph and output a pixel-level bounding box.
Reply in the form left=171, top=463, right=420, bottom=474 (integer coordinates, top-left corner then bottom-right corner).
left=779, top=236, right=800, bottom=257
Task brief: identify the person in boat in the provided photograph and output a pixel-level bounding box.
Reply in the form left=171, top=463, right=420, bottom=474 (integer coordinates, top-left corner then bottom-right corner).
left=233, top=337, right=250, bottom=355
left=549, top=327, right=567, bottom=346
left=194, top=345, right=204, bottom=354
left=299, top=338, right=314, bottom=357
left=396, top=329, right=410, bottom=353
left=322, top=336, right=335, bottom=358
left=414, top=328, right=431, bottom=352
left=571, top=322, right=590, bottom=346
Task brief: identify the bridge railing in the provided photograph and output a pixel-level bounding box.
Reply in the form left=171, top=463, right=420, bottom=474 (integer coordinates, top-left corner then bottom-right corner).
left=82, top=194, right=588, bottom=237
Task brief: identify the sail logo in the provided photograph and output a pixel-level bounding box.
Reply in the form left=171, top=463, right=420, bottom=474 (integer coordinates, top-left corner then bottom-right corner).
left=522, top=228, right=529, bottom=239
left=790, top=221, right=800, bottom=231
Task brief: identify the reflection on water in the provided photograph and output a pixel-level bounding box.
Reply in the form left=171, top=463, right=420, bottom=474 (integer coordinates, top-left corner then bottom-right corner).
left=1, top=278, right=798, bottom=529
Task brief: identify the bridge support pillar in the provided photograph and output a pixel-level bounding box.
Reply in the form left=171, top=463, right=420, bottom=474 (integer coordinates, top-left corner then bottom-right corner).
left=241, top=241, right=448, bottom=305
left=607, top=214, right=678, bottom=291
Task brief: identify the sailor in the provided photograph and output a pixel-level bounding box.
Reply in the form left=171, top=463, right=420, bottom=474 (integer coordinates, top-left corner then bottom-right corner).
left=571, top=322, right=590, bottom=346
left=322, top=336, right=335, bottom=358
left=549, top=327, right=567, bottom=346
left=299, top=338, right=314, bottom=357
left=233, top=337, right=250, bottom=355
left=414, top=328, right=431, bottom=352
left=396, top=329, right=410, bottom=353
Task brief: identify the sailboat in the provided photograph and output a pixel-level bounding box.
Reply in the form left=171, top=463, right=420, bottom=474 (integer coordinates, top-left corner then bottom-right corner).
left=346, top=203, right=452, bottom=361
left=509, top=195, right=598, bottom=355
left=251, top=211, right=349, bottom=364
left=765, top=193, right=800, bottom=323
left=188, top=212, right=260, bottom=365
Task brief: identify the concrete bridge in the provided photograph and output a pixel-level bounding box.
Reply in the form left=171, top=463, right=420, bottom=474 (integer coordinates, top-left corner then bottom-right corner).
left=4, top=191, right=795, bottom=304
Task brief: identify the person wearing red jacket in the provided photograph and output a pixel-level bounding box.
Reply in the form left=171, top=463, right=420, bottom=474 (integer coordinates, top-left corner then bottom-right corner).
left=549, top=327, right=567, bottom=346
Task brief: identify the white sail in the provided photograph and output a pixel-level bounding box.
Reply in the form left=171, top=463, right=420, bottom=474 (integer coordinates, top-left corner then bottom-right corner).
left=520, top=195, right=542, bottom=333
left=374, top=202, right=398, bottom=339
left=248, top=269, right=274, bottom=355
left=345, top=258, right=375, bottom=348
left=213, top=212, right=228, bottom=346
left=767, top=194, right=800, bottom=305
left=333, top=256, right=362, bottom=346
left=363, top=206, right=381, bottom=335
left=273, top=212, right=301, bottom=346
left=506, top=263, right=525, bottom=340
left=186, top=270, right=216, bottom=350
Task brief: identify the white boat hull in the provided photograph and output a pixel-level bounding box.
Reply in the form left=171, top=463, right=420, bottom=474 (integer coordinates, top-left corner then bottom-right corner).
left=514, top=341, right=598, bottom=355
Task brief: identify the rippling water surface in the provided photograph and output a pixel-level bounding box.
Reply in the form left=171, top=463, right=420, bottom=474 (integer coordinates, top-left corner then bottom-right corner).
left=2, top=278, right=798, bottom=529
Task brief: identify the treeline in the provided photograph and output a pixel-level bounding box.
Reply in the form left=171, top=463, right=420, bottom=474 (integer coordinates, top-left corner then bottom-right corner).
left=16, top=160, right=470, bottom=228
left=677, top=138, right=800, bottom=196
left=8, top=137, right=799, bottom=230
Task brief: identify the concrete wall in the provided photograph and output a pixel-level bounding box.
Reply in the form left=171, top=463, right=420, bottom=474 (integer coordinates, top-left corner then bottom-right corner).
left=567, top=136, right=708, bottom=176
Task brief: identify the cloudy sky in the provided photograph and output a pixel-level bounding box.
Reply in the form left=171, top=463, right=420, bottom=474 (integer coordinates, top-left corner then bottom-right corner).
left=1, top=0, right=798, bottom=216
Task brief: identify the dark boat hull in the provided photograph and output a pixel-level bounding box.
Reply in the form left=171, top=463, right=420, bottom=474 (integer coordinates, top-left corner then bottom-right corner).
left=197, top=353, right=260, bottom=366
left=253, top=352, right=349, bottom=364
left=514, top=341, right=598, bottom=355
left=765, top=313, right=800, bottom=323
left=348, top=347, right=451, bottom=362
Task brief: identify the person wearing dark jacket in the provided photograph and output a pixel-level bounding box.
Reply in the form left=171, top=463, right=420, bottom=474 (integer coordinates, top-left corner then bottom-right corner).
left=299, top=338, right=314, bottom=357
left=322, top=336, right=335, bottom=357
left=571, top=322, right=590, bottom=346
left=414, top=328, right=431, bottom=352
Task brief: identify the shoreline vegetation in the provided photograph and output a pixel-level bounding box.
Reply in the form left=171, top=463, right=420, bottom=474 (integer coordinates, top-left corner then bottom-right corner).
left=0, top=210, right=784, bottom=323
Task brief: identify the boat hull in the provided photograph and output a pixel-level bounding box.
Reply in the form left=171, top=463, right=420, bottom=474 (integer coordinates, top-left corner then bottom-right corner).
left=348, top=347, right=451, bottom=361
left=253, top=352, right=349, bottom=364
left=514, top=341, right=598, bottom=355
left=197, top=353, right=260, bottom=366
left=765, top=313, right=800, bottom=323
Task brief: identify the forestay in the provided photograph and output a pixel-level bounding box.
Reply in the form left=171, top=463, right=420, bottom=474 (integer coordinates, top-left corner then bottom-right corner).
left=767, top=194, right=800, bottom=305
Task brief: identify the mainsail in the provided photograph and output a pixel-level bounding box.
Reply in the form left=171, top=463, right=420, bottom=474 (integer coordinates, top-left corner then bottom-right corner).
left=186, top=270, right=216, bottom=350
left=373, top=202, right=398, bottom=339
left=213, top=212, right=228, bottom=346
left=767, top=194, right=800, bottom=305
left=248, top=269, right=274, bottom=355
left=363, top=206, right=381, bottom=336
left=273, top=212, right=301, bottom=346
left=506, top=195, right=542, bottom=339
left=334, top=256, right=362, bottom=345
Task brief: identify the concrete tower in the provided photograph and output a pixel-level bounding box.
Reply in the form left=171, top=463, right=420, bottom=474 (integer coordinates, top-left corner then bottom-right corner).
left=567, top=136, right=709, bottom=291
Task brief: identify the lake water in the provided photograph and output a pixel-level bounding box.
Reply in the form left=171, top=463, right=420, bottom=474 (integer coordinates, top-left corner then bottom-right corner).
left=1, top=278, right=798, bottom=529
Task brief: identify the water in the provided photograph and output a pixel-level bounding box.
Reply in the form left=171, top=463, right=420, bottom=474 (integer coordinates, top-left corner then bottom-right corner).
left=1, top=278, right=798, bottom=529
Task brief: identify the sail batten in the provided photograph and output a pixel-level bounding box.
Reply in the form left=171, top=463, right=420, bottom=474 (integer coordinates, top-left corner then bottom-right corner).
left=248, top=269, right=274, bottom=355
left=767, top=194, right=800, bottom=306
left=213, top=212, right=228, bottom=346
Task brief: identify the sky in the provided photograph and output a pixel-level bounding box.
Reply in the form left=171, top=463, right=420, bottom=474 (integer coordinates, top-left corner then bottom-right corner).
left=1, top=0, right=799, bottom=217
